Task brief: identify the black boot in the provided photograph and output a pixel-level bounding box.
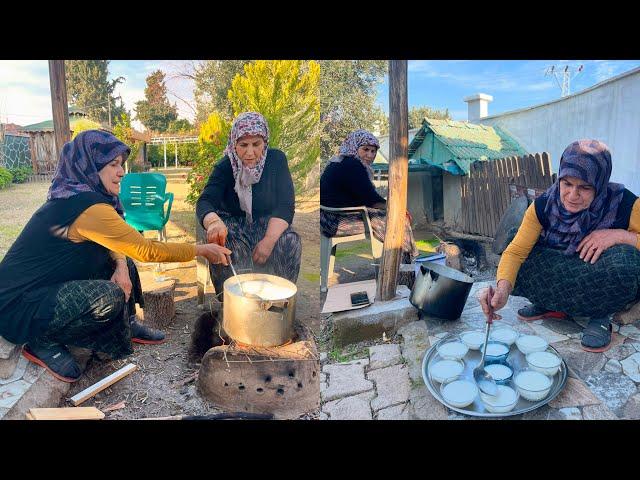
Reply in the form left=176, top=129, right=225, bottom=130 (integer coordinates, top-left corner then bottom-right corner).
left=130, top=315, right=166, bottom=345
left=22, top=342, right=82, bottom=383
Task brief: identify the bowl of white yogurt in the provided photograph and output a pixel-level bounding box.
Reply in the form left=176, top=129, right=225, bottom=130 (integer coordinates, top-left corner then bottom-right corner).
left=460, top=330, right=485, bottom=350
left=480, top=341, right=510, bottom=365
left=526, top=350, right=562, bottom=376
left=484, top=363, right=513, bottom=385
left=515, top=335, right=549, bottom=355
left=429, top=359, right=465, bottom=383
left=436, top=337, right=469, bottom=361
left=479, top=383, right=519, bottom=413
left=440, top=376, right=478, bottom=408
left=489, top=326, right=519, bottom=346
left=514, top=369, right=553, bottom=401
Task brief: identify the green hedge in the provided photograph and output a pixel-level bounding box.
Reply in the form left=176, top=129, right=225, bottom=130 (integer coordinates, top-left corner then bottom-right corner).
left=0, top=167, right=13, bottom=189
left=9, top=166, right=32, bottom=183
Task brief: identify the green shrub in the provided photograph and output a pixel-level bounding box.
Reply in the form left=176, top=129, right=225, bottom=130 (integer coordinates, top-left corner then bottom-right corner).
left=9, top=166, right=32, bottom=183
left=0, top=167, right=13, bottom=189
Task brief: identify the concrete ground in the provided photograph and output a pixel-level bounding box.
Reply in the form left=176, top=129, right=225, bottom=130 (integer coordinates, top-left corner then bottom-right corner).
left=320, top=281, right=640, bottom=420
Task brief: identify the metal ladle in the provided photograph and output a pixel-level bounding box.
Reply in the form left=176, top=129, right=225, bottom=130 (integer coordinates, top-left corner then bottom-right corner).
left=228, top=256, right=260, bottom=300
left=473, top=285, right=498, bottom=396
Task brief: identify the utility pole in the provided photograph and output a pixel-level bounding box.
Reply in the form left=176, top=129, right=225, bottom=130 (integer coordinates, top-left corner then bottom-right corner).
left=545, top=64, right=584, bottom=97
left=48, top=60, right=71, bottom=160
left=163, top=139, right=167, bottom=169
left=376, top=60, right=409, bottom=302
left=108, top=99, right=112, bottom=128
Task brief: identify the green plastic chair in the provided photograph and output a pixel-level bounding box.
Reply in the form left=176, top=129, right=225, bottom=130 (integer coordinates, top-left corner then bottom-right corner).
left=120, top=173, right=174, bottom=241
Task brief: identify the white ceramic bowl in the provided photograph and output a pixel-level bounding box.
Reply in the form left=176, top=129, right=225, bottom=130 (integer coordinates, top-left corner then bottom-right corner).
left=440, top=376, right=478, bottom=408
left=460, top=330, right=484, bottom=350
left=515, top=335, right=549, bottom=355
left=429, top=359, right=465, bottom=383
left=479, top=384, right=519, bottom=413
left=436, top=340, right=469, bottom=360
left=526, top=350, right=561, bottom=376
left=514, top=370, right=553, bottom=401
left=489, top=327, right=519, bottom=346
left=484, top=363, right=513, bottom=384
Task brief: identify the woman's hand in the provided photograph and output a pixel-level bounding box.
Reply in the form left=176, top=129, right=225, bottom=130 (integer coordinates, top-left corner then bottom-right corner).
left=576, top=229, right=631, bottom=264
left=206, top=219, right=228, bottom=247
left=110, top=261, right=132, bottom=302
left=252, top=237, right=276, bottom=265
left=196, top=244, right=232, bottom=265
left=478, top=280, right=512, bottom=319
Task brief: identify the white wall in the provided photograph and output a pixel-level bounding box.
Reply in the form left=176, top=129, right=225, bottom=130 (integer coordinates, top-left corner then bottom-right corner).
left=477, top=68, right=640, bottom=194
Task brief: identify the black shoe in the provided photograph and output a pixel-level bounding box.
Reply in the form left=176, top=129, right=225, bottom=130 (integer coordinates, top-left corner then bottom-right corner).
left=517, top=304, right=568, bottom=322
left=130, top=318, right=166, bottom=345
left=22, top=343, right=81, bottom=383
left=581, top=317, right=613, bottom=353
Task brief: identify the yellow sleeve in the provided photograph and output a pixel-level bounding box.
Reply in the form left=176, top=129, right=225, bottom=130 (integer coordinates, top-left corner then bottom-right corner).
left=628, top=198, right=640, bottom=250
left=496, top=203, right=543, bottom=288
left=68, top=203, right=196, bottom=263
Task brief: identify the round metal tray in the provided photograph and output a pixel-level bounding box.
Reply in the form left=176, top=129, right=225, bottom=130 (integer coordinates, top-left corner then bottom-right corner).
left=422, top=333, right=568, bottom=418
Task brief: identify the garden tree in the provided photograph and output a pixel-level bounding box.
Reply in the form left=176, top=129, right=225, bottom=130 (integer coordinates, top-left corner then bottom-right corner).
left=112, top=113, right=142, bottom=171
left=167, top=118, right=194, bottom=134
left=319, top=60, right=387, bottom=159
left=186, top=112, right=231, bottom=204
left=70, top=118, right=103, bottom=139
left=65, top=60, right=127, bottom=124
left=188, top=60, right=249, bottom=125
left=408, top=106, right=451, bottom=129
left=228, top=60, right=320, bottom=192
left=134, top=70, right=178, bottom=133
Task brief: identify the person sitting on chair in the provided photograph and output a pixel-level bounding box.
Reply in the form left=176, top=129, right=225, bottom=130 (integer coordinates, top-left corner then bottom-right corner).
left=0, top=130, right=231, bottom=382
left=320, top=129, right=418, bottom=263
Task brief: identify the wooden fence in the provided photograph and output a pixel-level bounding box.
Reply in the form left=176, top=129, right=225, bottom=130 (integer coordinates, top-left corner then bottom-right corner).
left=460, top=152, right=554, bottom=237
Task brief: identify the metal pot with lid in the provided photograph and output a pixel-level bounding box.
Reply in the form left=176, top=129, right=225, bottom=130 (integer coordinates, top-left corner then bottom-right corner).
left=222, top=273, right=297, bottom=347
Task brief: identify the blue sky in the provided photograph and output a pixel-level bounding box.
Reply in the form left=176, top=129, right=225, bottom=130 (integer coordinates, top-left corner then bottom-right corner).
left=377, top=60, right=640, bottom=120
left=1, top=60, right=638, bottom=129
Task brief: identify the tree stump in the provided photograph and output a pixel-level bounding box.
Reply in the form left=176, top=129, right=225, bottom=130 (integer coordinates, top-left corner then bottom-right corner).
left=140, top=276, right=176, bottom=329
left=197, top=321, right=320, bottom=419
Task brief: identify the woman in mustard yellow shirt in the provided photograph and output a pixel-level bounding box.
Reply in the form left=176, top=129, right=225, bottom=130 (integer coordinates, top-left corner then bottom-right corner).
left=479, top=140, right=640, bottom=352
left=0, top=131, right=231, bottom=382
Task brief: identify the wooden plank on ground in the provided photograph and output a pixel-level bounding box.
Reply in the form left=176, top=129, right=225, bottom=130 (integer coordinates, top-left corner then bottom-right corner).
left=69, top=363, right=137, bottom=406
left=29, top=407, right=105, bottom=420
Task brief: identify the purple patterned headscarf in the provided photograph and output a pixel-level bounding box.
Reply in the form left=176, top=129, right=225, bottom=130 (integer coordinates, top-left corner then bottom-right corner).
left=224, top=112, right=269, bottom=223
left=539, top=139, right=625, bottom=255
left=330, top=129, right=380, bottom=180
left=48, top=130, right=130, bottom=215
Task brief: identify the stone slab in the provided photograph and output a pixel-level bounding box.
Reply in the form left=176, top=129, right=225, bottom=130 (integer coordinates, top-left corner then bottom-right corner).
left=0, top=356, right=28, bottom=385
left=582, top=404, right=618, bottom=420
left=377, top=403, right=410, bottom=420
left=408, top=387, right=448, bottom=420
left=619, top=325, right=640, bottom=341
left=540, top=317, right=583, bottom=336
left=620, top=353, right=640, bottom=383
left=0, top=380, right=32, bottom=409
left=321, top=362, right=374, bottom=402
left=528, top=323, right=569, bottom=344
left=604, top=344, right=637, bottom=361
left=331, top=286, right=417, bottom=347
left=322, top=391, right=375, bottom=420
left=621, top=393, right=640, bottom=420
left=585, top=371, right=637, bottom=414
left=398, top=321, right=430, bottom=384
left=548, top=377, right=601, bottom=409
left=0, top=337, right=18, bottom=360
left=368, top=344, right=402, bottom=370
left=0, top=346, right=21, bottom=380
left=368, top=363, right=410, bottom=412
left=553, top=340, right=608, bottom=379
left=605, top=359, right=623, bottom=374
left=522, top=404, right=564, bottom=421
left=559, top=407, right=582, bottom=420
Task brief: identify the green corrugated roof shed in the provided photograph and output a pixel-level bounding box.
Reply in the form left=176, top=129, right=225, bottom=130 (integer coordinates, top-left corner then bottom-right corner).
left=20, top=106, right=100, bottom=133
left=407, top=118, right=527, bottom=175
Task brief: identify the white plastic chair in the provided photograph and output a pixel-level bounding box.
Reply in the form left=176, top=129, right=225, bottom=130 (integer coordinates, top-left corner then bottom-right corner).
left=320, top=205, right=384, bottom=292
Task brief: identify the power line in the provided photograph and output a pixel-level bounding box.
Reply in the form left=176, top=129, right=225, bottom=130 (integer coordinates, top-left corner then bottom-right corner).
left=544, top=64, right=584, bottom=97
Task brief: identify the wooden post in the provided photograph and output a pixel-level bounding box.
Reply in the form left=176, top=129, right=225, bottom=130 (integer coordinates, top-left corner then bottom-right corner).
left=376, top=60, right=409, bottom=302
left=48, top=60, right=70, bottom=160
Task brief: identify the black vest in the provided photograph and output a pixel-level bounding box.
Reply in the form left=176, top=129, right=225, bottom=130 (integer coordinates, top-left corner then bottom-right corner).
left=0, top=192, right=113, bottom=343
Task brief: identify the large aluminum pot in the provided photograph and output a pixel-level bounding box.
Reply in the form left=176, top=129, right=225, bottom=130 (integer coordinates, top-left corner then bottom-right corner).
left=223, top=273, right=297, bottom=347
left=409, top=261, right=474, bottom=320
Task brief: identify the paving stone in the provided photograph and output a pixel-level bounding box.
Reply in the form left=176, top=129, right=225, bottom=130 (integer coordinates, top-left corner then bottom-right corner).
left=368, top=344, right=402, bottom=370
left=582, top=404, right=618, bottom=420
left=541, top=317, right=583, bottom=335
left=341, top=358, right=370, bottom=367
left=0, top=380, right=32, bottom=409
left=319, top=352, right=327, bottom=363
left=604, top=344, right=637, bottom=361
left=0, top=356, right=28, bottom=386
left=620, top=353, right=640, bottom=383
left=0, top=407, right=8, bottom=419
left=605, top=359, right=623, bottom=374
left=368, top=363, right=410, bottom=412
left=321, top=363, right=374, bottom=402
left=376, top=403, right=410, bottom=420
left=408, top=387, right=448, bottom=420
left=559, top=407, right=582, bottom=420
left=0, top=337, right=17, bottom=360
left=0, top=347, right=21, bottom=381
left=320, top=372, right=327, bottom=384
left=322, top=391, right=375, bottom=420
left=619, top=325, right=640, bottom=341
left=585, top=371, right=637, bottom=414
left=522, top=405, right=564, bottom=420
left=319, top=411, right=329, bottom=420
left=528, top=323, right=569, bottom=344
left=553, top=340, right=608, bottom=379
left=612, top=323, right=621, bottom=333
left=621, top=393, right=640, bottom=419
left=548, top=377, right=601, bottom=409
left=399, top=321, right=431, bottom=383
left=320, top=382, right=327, bottom=393
left=22, top=362, right=44, bottom=384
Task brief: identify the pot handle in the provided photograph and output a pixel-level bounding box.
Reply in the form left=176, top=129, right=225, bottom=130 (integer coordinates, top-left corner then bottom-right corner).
left=429, top=269, right=439, bottom=282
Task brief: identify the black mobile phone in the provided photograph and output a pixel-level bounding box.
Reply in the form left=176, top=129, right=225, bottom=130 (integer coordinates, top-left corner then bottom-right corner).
left=350, top=291, right=370, bottom=306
